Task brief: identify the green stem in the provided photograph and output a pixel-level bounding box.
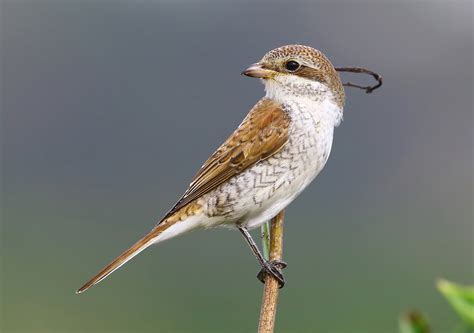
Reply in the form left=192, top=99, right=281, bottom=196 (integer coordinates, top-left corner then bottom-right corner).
left=261, top=221, right=270, bottom=261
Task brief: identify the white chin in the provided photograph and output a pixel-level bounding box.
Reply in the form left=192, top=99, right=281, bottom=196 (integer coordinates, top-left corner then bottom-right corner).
left=264, top=75, right=327, bottom=101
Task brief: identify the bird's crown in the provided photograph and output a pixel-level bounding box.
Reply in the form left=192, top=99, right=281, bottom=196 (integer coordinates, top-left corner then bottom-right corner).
left=252, top=45, right=345, bottom=108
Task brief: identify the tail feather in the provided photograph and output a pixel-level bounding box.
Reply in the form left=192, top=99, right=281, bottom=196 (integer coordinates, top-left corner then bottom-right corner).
left=76, top=223, right=167, bottom=294
left=77, top=201, right=203, bottom=294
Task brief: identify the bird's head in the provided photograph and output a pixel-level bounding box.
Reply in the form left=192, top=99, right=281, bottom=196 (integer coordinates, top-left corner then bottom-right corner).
left=242, top=45, right=345, bottom=108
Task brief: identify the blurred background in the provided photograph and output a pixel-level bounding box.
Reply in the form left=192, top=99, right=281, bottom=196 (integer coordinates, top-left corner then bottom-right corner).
left=1, top=1, right=472, bottom=332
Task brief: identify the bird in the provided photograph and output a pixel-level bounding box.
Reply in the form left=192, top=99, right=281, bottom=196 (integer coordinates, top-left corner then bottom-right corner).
left=76, top=44, right=345, bottom=294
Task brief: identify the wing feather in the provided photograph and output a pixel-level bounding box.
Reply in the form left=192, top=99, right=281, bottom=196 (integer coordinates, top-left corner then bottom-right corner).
left=163, top=98, right=290, bottom=220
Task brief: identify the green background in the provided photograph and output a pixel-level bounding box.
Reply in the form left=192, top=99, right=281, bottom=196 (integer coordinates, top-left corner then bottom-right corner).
left=1, top=1, right=472, bottom=332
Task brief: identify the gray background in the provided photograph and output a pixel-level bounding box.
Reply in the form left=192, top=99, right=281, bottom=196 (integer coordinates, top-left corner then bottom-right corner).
left=1, top=1, right=473, bottom=332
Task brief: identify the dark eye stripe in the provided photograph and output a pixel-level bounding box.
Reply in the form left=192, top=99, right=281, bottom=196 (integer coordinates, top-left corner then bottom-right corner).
left=296, top=67, right=327, bottom=83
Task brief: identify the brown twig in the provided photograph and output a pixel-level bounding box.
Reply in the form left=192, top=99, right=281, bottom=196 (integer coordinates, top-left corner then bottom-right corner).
left=258, top=210, right=285, bottom=333
left=335, top=67, right=383, bottom=93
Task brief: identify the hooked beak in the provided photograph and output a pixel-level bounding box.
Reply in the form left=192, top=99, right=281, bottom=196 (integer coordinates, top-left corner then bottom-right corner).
left=241, top=63, right=275, bottom=79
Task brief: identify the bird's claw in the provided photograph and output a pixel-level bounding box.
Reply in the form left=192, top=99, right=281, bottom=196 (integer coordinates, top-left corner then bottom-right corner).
left=257, top=259, right=287, bottom=288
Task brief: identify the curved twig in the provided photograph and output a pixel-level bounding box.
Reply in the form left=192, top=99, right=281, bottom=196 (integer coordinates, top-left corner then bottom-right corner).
left=335, top=67, right=383, bottom=93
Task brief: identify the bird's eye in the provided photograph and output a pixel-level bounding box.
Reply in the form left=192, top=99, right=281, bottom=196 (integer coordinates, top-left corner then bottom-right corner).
left=285, top=60, right=300, bottom=72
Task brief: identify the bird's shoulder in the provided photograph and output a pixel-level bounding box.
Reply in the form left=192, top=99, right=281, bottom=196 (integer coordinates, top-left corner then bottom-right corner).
left=162, top=98, right=291, bottom=221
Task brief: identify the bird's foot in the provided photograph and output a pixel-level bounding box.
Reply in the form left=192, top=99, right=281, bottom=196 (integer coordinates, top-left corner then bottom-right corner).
left=257, top=260, right=287, bottom=288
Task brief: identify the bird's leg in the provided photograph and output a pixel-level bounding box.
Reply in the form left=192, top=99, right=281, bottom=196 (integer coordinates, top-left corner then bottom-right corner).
left=238, top=226, right=287, bottom=288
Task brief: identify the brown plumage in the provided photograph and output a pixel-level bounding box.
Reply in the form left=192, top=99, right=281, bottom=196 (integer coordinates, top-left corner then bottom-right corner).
left=76, top=99, right=290, bottom=294
left=76, top=223, right=165, bottom=294
left=164, top=98, right=290, bottom=220
left=260, top=44, right=345, bottom=108
left=76, top=200, right=203, bottom=294
left=77, top=44, right=346, bottom=294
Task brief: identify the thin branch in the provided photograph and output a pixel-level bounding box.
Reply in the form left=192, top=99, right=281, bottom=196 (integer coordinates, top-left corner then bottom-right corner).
left=335, top=67, right=383, bottom=93
left=258, top=210, right=285, bottom=333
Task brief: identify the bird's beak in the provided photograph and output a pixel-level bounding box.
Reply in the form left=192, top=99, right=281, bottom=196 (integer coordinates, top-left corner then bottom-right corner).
left=241, top=63, right=275, bottom=79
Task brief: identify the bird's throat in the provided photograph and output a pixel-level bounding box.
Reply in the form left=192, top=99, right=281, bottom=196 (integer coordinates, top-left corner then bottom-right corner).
left=263, top=78, right=343, bottom=127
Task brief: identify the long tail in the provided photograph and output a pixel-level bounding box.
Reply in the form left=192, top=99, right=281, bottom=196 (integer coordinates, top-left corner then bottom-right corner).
left=76, top=213, right=197, bottom=294
left=75, top=224, right=163, bottom=294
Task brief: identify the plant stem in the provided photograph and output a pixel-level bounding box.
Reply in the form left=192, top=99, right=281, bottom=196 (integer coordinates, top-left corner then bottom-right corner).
left=261, top=221, right=270, bottom=261
left=258, top=210, right=285, bottom=333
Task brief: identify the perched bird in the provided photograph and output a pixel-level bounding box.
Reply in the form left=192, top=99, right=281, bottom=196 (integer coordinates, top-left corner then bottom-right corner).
left=76, top=44, right=345, bottom=294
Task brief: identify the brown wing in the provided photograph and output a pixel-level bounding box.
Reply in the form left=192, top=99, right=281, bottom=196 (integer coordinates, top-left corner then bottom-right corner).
left=163, top=98, right=290, bottom=220
left=75, top=99, right=290, bottom=294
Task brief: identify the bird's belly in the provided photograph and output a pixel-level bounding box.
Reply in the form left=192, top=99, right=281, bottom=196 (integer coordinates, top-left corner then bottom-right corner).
left=201, top=125, right=333, bottom=229
left=238, top=147, right=327, bottom=229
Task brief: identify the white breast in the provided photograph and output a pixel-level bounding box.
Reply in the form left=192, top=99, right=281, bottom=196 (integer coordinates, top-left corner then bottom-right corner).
left=239, top=96, right=340, bottom=229
left=198, top=78, right=343, bottom=230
